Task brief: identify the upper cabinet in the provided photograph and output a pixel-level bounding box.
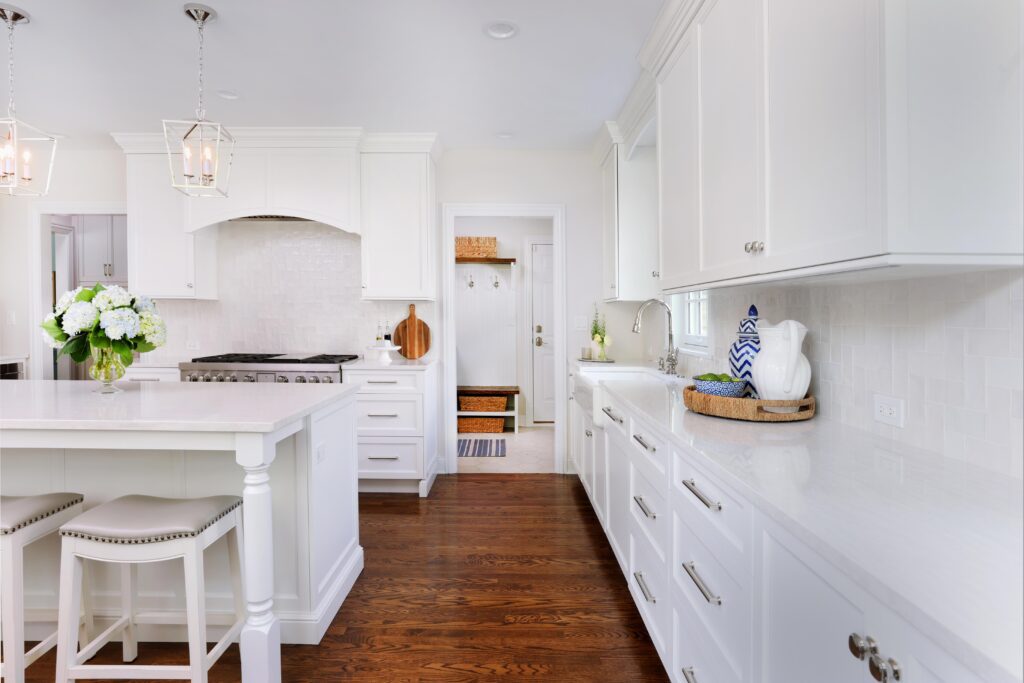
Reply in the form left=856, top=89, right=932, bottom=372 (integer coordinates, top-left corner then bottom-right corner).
left=75, top=214, right=128, bottom=287
left=598, top=124, right=660, bottom=302
left=359, top=148, right=437, bottom=301
left=646, top=0, right=1023, bottom=292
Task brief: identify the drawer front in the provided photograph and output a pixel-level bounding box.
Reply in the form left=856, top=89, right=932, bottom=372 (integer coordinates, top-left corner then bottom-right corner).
left=630, top=415, right=668, bottom=486
left=345, top=370, right=423, bottom=393
left=124, top=366, right=181, bottom=382
left=358, top=438, right=423, bottom=478
left=630, top=462, right=669, bottom=560
left=629, top=529, right=670, bottom=656
left=672, top=511, right=750, bottom=681
left=672, top=447, right=751, bottom=581
left=596, top=395, right=629, bottom=439
left=356, top=395, right=422, bottom=436
left=673, top=604, right=741, bottom=683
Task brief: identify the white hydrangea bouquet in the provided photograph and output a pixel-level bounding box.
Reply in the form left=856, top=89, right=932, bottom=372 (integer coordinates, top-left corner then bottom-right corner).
left=40, top=283, right=167, bottom=393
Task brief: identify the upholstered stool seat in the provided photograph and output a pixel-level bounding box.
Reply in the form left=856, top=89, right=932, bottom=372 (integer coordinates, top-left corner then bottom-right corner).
left=61, top=495, right=241, bottom=545
left=55, top=495, right=245, bottom=683
left=1, top=492, right=86, bottom=683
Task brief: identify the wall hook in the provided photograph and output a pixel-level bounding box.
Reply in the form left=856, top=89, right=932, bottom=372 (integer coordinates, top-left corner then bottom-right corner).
left=467, top=274, right=475, bottom=288
left=492, top=275, right=500, bottom=289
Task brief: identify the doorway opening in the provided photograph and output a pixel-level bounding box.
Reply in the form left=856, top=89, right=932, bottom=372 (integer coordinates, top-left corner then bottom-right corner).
left=442, top=204, right=567, bottom=476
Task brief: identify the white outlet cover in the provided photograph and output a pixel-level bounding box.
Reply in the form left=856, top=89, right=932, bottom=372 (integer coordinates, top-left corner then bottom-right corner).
left=873, top=394, right=906, bottom=428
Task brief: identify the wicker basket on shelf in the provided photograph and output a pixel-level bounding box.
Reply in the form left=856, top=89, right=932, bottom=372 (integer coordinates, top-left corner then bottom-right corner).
left=455, top=236, right=497, bottom=259
left=458, top=417, right=505, bottom=433
left=459, top=396, right=508, bottom=412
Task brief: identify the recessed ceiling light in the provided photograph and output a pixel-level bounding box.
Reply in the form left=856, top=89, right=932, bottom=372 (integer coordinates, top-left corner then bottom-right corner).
left=484, top=21, right=518, bottom=40
left=495, top=132, right=515, bottom=140
left=217, top=89, right=240, bottom=101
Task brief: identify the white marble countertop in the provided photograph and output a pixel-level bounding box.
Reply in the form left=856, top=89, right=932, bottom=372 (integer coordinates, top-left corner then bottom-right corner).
left=344, top=356, right=437, bottom=370
left=599, top=378, right=1024, bottom=682
left=0, top=380, right=359, bottom=433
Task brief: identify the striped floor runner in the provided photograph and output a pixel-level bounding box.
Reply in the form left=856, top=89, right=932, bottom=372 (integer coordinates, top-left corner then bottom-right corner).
left=457, top=438, right=507, bottom=457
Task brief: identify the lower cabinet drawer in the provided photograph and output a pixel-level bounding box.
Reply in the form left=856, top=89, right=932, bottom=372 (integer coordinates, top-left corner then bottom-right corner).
left=346, top=370, right=423, bottom=393
left=672, top=510, right=750, bottom=681
left=358, top=438, right=423, bottom=478
left=356, top=395, right=423, bottom=436
left=630, top=463, right=669, bottom=560
left=629, top=530, right=670, bottom=656
left=673, top=603, right=740, bottom=683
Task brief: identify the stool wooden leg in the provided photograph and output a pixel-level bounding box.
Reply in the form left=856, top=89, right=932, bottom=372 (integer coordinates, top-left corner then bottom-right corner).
left=227, top=524, right=246, bottom=624
left=55, top=544, right=83, bottom=683
left=78, top=560, right=95, bottom=653
left=1, top=535, right=26, bottom=683
left=182, top=546, right=208, bottom=683
left=120, top=564, right=138, bottom=662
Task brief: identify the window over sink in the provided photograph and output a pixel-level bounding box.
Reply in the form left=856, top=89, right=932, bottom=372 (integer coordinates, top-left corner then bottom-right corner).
left=669, top=290, right=709, bottom=352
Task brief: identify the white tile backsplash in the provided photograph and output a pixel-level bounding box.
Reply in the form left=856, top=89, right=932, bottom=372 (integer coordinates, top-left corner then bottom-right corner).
left=668, top=270, right=1024, bottom=478
left=144, top=221, right=435, bottom=366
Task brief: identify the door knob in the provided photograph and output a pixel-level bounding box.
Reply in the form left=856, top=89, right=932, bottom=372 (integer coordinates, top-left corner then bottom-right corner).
left=535, top=337, right=543, bottom=347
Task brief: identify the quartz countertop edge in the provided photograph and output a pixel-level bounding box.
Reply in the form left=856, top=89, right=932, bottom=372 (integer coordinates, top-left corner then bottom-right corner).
left=0, top=380, right=360, bottom=433
left=345, top=356, right=437, bottom=370
left=598, top=378, right=1024, bottom=683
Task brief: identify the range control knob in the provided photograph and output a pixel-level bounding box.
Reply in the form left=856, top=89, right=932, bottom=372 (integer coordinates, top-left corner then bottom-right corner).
left=322, top=376, right=334, bottom=383
left=227, top=375, right=238, bottom=382
left=187, top=374, right=199, bottom=382
left=308, top=376, right=320, bottom=384
left=213, top=374, right=224, bottom=382
left=200, top=374, right=212, bottom=382
left=276, top=376, right=289, bottom=383
left=294, top=376, right=307, bottom=383
left=242, top=375, right=255, bottom=383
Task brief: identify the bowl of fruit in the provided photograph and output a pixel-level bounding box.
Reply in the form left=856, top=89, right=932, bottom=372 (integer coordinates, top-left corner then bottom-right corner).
left=692, top=373, right=748, bottom=398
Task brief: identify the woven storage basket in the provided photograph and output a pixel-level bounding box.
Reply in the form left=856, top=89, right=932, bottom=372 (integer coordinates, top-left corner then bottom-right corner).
left=459, top=396, right=507, bottom=412
left=682, top=385, right=815, bottom=422
left=458, top=417, right=505, bottom=433
left=455, top=236, right=497, bottom=259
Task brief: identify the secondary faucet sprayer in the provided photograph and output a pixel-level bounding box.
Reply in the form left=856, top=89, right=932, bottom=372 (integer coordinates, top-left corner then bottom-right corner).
left=632, top=299, right=678, bottom=374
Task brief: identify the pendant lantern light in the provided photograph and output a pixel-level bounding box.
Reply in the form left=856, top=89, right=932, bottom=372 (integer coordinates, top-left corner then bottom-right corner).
left=162, top=4, right=234, bottom=198
left=0, top=4, right=57, bottom=198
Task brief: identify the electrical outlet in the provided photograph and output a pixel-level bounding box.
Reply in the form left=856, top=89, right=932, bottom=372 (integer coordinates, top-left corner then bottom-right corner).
left=873, top=394, right=905, bottom=428
left=186, top=339, right=199, bottom=351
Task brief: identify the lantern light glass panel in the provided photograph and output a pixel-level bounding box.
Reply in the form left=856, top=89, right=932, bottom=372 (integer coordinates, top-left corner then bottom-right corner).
left=0, top=117, right=58, bottom=197
left=162, top=119, right=234, bottom=198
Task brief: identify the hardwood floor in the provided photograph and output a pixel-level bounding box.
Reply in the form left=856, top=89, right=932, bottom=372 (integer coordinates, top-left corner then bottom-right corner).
left=26, top=474, right=668, bottom=681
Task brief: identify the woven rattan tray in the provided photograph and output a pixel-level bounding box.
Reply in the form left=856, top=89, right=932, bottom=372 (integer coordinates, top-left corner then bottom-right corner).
left=682, top=385, right=815, bottom=422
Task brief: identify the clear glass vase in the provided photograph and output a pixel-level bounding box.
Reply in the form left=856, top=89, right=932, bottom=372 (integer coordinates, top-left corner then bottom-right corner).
left=89, top=347, right=126, bottom=394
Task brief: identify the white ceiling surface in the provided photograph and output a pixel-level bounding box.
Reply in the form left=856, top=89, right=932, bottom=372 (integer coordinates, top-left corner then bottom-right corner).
left=4, top=1, right=663, bottom=150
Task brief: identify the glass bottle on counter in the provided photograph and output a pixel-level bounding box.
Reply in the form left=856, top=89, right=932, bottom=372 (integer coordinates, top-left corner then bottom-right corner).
left=376, top=321, right=383, bottom=343
left=384, top=320, right=392, bottom=343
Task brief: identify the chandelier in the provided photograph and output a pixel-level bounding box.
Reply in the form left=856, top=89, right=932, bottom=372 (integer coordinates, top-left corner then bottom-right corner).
left=0, top=4, right=57, bottom=197
left=162, top=4, right=233, bottom=198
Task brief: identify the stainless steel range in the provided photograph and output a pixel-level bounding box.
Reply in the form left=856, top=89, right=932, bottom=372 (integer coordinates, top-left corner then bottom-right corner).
left=179, top=353, right=359, bottom=384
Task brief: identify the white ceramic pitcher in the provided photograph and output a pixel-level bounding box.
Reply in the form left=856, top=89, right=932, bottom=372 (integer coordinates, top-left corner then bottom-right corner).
left=750, top=319, right=810, bottom=413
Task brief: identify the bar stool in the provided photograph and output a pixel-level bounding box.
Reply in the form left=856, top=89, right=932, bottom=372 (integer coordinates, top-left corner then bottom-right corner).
left=1, top=492, right=85, bottom=683
left=55, top=495, right=245, bottom=683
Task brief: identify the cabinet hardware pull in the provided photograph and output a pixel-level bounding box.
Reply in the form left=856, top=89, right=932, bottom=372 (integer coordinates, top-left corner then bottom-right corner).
left=848, top=633, right=878, bottom=661
left=632, top=571, right=656, bottom=603
left=367, top=456, right=400, bottom=460
left=633, top=495, right=656, bottom=519
left=681, top=667, right=698, bottom=683
left=128, top=377, right=159, bottom=382
left=584, top=429, right=593, bottom=437
left=632, top=434, right=655, bottom=452
left=681, top=479, right=721, bottom=511
left=186, top=283, right=194, bottom=289
left=652, top=270, right=660, bottom=278
left=601, top=406, right=623, bottom=424
left=682, top=562, right=721, bottom=605
left=869, top=654, right=902, bottom=682
left=367, top=413, right=399, bottom=418
left=367, top=380, right=399, bottom=384
left=744, top=242, right=753, bottom=253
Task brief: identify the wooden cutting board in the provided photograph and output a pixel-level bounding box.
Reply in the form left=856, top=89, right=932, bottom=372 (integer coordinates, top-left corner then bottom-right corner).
left=392, top=304, right=430, bottom=359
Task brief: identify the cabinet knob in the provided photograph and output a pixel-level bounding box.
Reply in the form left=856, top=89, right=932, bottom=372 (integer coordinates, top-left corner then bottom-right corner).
left=186, top=282, right=194, bottom=289
left=869, top=654, right=902, bottom=682
left=755, top=241, right=765, bottom=253
left=848, top=633, right=878, bottom=661
left=744, top=242, right=754, bottom=253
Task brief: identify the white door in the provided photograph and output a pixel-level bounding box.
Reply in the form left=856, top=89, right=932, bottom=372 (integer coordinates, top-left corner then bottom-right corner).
left=531, top=243, right=555, bottom=422
left=108, top=214, right=129, bottom=283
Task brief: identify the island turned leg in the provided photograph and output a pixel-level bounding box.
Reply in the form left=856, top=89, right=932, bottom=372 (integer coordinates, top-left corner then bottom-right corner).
left=235, top=433, right=282, bottom=683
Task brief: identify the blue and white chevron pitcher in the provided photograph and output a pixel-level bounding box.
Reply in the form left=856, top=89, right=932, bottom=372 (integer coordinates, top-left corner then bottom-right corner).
left=729, top=305, right=761, bottom=398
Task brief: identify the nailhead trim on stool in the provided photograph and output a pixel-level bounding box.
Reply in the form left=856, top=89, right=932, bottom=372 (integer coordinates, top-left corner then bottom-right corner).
left=59, top=499, right=242, bottom=545
left=0, top=494, right=85, bottom=535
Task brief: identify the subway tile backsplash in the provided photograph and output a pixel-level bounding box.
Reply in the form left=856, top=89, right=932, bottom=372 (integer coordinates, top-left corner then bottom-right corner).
left=143, top=221, right=435, bottom=367
left=675, top=270, right=1024, bottom=479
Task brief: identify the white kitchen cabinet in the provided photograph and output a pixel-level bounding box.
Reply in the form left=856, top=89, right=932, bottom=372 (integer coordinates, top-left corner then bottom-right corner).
left=126, top=155, right=218, bottom=299
left=601, top=140, right=660, bottom=302
left=360, top=153, right=437, bottom=301
left=76, top=214, right=128, bottom=286
left=606, top=430, right=630, bottom=574
left=653, top=0, right=1022, bottom=293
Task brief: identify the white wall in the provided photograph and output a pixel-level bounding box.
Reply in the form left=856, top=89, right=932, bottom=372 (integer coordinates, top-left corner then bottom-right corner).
left=143, top=220, right=437, bottom=366
left=0, top=149, right=127, bottom=362
left=657, top=270, right=1024, bottom=478
left=437, top=148, right=645, bottom=365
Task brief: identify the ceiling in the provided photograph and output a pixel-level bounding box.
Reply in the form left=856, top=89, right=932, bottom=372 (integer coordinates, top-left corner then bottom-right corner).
left=3, top=0, right=663, bottom=150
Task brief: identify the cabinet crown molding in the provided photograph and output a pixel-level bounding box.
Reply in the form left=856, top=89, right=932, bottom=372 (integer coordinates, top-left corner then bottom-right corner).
left=361, top=133, right=443, bottom=163
left=613, top=72, right=657, bottom=156
left=590, top=122, right=623, bottom=167
left=111, top=127, right=367, bottom=154
left=637, top=0, right=703, bottom=78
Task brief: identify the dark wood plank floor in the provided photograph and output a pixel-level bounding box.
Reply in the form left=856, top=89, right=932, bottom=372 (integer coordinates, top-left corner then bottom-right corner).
left=26, top=474, right=668, bottom=681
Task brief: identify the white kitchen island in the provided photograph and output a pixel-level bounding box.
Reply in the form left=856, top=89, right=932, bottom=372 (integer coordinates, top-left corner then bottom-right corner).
left=0, top=380, right=364, bottom=683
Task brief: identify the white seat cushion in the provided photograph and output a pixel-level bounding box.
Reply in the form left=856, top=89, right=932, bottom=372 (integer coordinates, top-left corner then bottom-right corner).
left=61, top=495, right=241, bottom=544
left=0, top=492, right=84, bottom=535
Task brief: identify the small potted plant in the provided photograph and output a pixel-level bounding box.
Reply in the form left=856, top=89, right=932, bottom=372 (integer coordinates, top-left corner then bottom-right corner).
left=40, top=283, right=167, bottom=394
left=591, top=305, right=612, bottom=361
